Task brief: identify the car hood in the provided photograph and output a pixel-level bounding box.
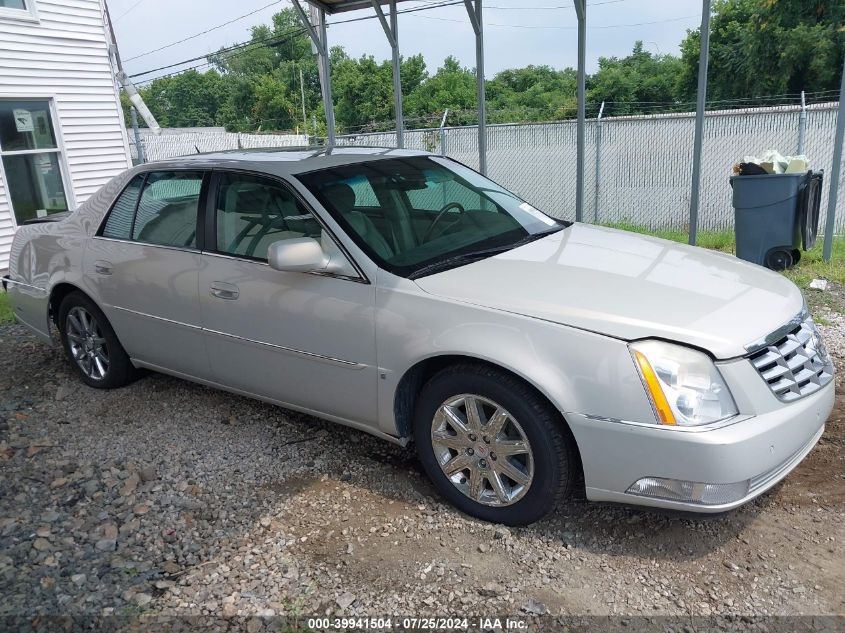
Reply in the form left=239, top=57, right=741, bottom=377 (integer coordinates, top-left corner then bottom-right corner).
left=413, top=224, right=804, bottom=359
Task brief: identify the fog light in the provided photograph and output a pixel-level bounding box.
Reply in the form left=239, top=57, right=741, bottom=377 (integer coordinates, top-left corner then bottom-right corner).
left=626, top=477, right=750, bottom=506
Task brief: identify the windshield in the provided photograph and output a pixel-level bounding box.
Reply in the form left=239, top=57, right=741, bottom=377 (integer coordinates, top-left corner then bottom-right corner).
left=297, top=156, right=567, bottom=278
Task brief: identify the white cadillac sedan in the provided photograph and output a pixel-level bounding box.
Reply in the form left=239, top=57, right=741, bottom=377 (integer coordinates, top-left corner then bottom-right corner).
left=3, top=148, right=834, bottom=525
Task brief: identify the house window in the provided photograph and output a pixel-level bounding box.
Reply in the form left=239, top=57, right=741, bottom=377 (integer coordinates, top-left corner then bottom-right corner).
left=0, top=0, right=39, bottom=21
left=0, top=100, right=70, bottom=224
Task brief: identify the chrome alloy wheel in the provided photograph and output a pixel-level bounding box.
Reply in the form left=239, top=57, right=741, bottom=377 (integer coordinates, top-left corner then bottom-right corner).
left=66, top=306, right=109, bottom=381
left=430, top=394, right=534, bottom=507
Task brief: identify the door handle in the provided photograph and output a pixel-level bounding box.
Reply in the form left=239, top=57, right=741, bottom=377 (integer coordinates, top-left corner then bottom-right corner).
left=94, top=260, right=113, bottom=276
left=210, top=282, right=239, bottom=301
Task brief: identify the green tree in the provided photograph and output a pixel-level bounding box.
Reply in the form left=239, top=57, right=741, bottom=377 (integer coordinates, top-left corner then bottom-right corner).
left=678, top=0, right=845, bottom=103
left=122, top=70, right=230, bottom=128
left=488, top=65, right=578, bottom=121
left=210, top=7, right=322, bottom=131
left=587, top=42, right=685, bottom=116
left=331, top=52, right=428, bottom=132
left=405, top=56, right=478, bottom=125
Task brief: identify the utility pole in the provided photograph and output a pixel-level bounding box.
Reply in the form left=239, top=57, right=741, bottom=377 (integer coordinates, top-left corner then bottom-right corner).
left=103, top=0, right=161, bottom=134
left=130, top=106, right=145, bottom=163
left=104, top=0, right=123, bottom=71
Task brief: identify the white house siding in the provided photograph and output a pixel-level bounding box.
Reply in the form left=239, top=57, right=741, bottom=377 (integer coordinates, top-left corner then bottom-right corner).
left=0, top=0, right=131, bottom=271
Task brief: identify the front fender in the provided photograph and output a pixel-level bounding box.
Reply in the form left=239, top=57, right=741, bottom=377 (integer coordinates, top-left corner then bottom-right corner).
left=375, top=276, right=654, bottom=438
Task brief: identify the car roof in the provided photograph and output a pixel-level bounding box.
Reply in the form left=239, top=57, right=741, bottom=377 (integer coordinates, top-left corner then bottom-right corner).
left=142, top=146, right=435, bottom=178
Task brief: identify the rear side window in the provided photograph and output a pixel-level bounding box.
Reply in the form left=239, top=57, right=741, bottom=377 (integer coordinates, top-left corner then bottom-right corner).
left=132, top=172, right=203, bottom=248
left=102, top=174, right=143, bottom=240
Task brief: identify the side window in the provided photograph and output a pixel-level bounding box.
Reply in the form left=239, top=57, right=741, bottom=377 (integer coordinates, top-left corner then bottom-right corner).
left=215, top=173, right=322, bottom=261
left=132, top=171, right=203, bottom=248
left=101, top=174, right=144, bottom=240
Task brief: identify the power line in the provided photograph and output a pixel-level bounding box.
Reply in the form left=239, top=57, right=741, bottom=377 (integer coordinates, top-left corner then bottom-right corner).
left=130, top=26, right=306, bottom=78
left=133, top=36, right=305, bottom=84
left=131, top=0, right=462, bottom=82
left=125, top=0, right=457, bottom=65
left=325, top=0, right=462, bottom=26
left=124, top=0, right=286, bottom=62
left=114, top=0, right=147, bottom=22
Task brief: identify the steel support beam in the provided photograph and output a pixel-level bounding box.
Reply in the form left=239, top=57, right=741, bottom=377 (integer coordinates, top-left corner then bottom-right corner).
left=688, top=0, right=711, bottom=245
left=797, top=90, right=807, bottom=155
left=593, top=101, right=605, bottom=223
left=574, top=0, right=586, bottom=222
left=464, top=0, right=487, bottom=175
left=293, top=0, right=336, bottom=148
left=439, top=109, right=449, bottom=156
left=372, top=0, right=404, bottom=148
left=822, top=57, right=845, bottom=262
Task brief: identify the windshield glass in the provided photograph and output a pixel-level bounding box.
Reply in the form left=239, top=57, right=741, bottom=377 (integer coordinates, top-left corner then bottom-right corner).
left=297, top=156, right=567, bottom=278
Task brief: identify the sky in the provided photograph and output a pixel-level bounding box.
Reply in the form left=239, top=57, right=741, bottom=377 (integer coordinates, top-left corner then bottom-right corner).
left=110, top=0, right=705, bottom=85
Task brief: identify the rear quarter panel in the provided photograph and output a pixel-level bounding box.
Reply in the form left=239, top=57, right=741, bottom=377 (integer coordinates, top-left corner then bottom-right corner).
left=7, top=169, right=137, bottom=340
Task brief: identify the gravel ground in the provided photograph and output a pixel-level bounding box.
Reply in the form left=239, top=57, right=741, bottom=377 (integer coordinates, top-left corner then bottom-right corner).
left=0, top=302, right=843, bottom=628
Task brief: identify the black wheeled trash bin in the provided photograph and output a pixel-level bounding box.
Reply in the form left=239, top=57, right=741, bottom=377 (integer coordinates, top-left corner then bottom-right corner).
left=730, top=170, right=823, bottom=270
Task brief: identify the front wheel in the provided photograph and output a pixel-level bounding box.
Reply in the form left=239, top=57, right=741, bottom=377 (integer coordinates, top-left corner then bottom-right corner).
left=58, top=291, right=139, bottom=389
left=414, top=364, right=578, bottom=526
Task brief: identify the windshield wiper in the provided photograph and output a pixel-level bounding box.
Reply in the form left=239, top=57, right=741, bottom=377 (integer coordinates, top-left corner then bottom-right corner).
left=409, top=249, right=506, bottom=280
left=409, top=227, right=563, bottom=280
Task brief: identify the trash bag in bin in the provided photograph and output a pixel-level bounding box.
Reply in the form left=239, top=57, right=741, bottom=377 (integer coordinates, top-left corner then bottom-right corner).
left=798, top=171, right=823, bottom=251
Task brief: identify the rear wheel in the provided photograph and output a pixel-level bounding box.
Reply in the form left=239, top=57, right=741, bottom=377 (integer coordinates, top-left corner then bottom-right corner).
left=414, top=364, right=578, bottom=525
left=58, top=292, right=139, bottom=389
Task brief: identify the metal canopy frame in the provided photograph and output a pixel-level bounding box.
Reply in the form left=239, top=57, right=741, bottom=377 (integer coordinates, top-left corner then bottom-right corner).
left=307, top=0, right=404, bottom=14
left=292, top=0, right=487, bottom=173
left=293, top=0, right=842, bottom=253
left=574, top=0, right=586, bottom=221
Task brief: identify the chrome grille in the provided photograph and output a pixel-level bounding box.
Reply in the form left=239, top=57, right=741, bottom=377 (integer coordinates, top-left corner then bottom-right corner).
left=748, top=316, right=833, bottom=402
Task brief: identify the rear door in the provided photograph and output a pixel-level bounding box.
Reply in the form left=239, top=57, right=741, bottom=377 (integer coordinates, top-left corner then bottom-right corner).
left=84, top=170, right=211, bottom=379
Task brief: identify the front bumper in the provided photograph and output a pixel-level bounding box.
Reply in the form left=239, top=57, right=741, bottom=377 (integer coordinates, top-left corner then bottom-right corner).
left=567, top=379, right=834, bottom=512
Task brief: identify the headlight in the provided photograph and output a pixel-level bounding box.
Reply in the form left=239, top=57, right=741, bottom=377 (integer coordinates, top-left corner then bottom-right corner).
left=629, top=340, right=737, bottom=427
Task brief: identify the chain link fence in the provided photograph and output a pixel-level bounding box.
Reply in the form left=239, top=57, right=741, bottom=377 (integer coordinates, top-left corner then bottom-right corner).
left=130, top=130, right=308, bottom=163
left=132, top=101, right=845, bottom=233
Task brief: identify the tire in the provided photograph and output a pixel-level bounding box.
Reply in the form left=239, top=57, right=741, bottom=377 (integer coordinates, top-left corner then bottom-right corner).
left=58, top=291, right=139, bottom=389
left=413, top=363, right=578, bottom=526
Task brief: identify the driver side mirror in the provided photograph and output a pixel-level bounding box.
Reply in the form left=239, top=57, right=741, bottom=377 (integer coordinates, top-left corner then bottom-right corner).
left=267, top=237, right=329, bottom=273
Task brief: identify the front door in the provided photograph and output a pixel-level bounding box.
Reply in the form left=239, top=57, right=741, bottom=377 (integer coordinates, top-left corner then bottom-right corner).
left=85, top=170, right=210, bottom=379
left=197, top=171, right=378, bottom=426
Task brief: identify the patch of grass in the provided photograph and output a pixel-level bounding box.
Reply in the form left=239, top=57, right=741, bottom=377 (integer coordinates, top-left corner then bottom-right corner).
left=604, top=221, right=736, bottom=253
left=781, top=238, right=845, bottom=288
left=0, top=292, right=13, bottom=326
left=604, top=223, right=845, bottom=314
